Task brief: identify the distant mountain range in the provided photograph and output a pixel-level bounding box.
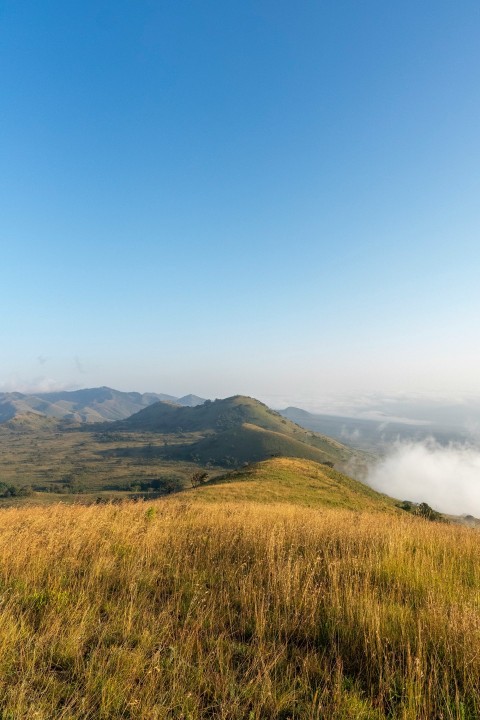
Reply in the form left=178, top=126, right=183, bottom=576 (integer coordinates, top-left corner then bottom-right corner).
left=279, top=406, right=474, bottom=454
left=0, top=387, right=206, bottom=424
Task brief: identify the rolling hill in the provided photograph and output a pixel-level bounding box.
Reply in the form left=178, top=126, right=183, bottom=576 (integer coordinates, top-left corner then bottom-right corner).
left=188, top=456, right=398, bottom=511
left=115, top=395, right=365, bottom=470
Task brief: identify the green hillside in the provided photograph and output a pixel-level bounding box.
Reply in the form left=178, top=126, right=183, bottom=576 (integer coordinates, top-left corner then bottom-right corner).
left=189, top=456, right=397, bottom=512
left=168, top=423, right=346, bottom=466
left=119, top=395, right=363, bottom=470
left=119, top=395, right=294, bottom=433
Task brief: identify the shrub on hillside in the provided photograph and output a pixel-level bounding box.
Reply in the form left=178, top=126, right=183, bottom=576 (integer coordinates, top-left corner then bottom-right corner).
left=0, top=483, right=33, bottom=498
left=191, top=471, right=209, bottom=487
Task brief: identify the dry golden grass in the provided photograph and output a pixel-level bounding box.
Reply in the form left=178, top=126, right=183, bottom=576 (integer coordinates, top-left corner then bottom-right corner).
left=0, top=499, right=478, bottom=718
left=188, top=458, right=397, bottom=513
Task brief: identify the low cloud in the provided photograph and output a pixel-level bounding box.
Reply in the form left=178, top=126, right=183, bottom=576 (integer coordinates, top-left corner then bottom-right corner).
left=340, top=426, right=360, bottom=441
left=367, top=440, right=480, bottom=517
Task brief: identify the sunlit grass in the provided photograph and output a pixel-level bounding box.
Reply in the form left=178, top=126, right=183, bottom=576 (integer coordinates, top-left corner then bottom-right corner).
left=189, top=457, right=396, bottom=512
left=0, top=496, right=478, bottom=718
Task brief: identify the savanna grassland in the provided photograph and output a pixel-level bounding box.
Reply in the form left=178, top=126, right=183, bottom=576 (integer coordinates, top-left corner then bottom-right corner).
left=0, top=420, right=221, bottom=505
left=0, top=486, right=479, bottom=719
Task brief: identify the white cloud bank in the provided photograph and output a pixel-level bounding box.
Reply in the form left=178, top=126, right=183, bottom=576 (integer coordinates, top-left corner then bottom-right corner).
left=367, top=440, right=480, bottom=517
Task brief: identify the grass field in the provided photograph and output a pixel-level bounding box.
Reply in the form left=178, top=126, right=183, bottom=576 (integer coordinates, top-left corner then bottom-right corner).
left=0, top=493, right=478, bottom=719
left=0, top=422, right=223, bottom=504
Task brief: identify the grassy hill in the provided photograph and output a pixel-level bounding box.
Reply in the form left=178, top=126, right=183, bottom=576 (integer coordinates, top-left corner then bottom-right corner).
left=168, top=424, right=348, bottom=467
left=119, top=395, right=296, bottom=433
left=188, top=457, right=397, bottom=511
left=119, top=394, right=335, bottom=435
left=119, top=395, right=364, bottom=471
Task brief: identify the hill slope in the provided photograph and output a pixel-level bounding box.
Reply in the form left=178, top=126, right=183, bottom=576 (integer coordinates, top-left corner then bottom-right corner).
left=118, top=395, right=363, bottom=469
left=189, top=457, right=397, bottom=511
left=168, top=424, right=346, bottom=466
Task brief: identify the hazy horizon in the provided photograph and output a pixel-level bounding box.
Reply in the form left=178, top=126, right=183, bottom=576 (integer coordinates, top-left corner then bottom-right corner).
left=3, top=379, right=480, bottom=430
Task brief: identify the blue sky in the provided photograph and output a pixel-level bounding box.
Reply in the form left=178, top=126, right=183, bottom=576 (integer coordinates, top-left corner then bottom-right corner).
left=2, top=0, right=480, bottom=404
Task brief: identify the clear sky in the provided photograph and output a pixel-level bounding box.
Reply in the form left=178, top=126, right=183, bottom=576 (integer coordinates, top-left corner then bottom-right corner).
left=2, top=0, right=480, bottom=406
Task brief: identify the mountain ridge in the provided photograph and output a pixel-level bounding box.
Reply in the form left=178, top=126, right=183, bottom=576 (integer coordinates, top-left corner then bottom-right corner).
left=0, top=387, right=206, bottom=424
